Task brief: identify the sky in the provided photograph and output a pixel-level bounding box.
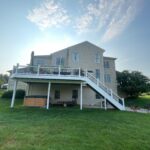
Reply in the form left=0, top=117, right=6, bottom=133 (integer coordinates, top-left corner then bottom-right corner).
left=0, top=0, right=150, bottom=77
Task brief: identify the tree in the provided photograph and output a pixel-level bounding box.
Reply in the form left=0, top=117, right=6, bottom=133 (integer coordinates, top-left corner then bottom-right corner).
left=117, top=70, right=150, bottom=98
left=0, top=74, right=9, bottom=87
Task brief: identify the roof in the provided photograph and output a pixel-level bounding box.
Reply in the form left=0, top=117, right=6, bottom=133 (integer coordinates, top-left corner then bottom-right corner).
left=104, top=56, right=117, bottom=60
left=33, top=41, right=106, bottom=57
left=64, top=41, right=105, bottom=52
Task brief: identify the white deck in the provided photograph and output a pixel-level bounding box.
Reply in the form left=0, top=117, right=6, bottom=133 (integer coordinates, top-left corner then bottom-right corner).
left=10, top=65, right=125, bottom=110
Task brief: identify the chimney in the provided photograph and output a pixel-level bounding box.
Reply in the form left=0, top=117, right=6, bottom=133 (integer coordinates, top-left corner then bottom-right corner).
left=30, top=51, right=34, bottom=65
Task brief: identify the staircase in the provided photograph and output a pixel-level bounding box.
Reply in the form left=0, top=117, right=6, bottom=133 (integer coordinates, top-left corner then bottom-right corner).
left=83, top=72, right=125, bottom=110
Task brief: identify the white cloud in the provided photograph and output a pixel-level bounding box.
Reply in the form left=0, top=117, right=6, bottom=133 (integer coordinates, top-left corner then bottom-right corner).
left=75, top=14, right=93, bottom=34
left=27, top=0, right=70, bottom=30
left=75, top=0, right=141, bottom=41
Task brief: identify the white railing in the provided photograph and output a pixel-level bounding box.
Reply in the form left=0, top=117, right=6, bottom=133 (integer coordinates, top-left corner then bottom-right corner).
left=86, top=72, right=124, bottom=107
left=12, top=64, right=124, bottom=108
left=13, top=64, right=82, bottom=77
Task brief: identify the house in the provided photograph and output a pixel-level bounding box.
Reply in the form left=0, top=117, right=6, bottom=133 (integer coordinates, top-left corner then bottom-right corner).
left=1, top=83, right=8, bottom=89
left=9, top=41, right=125, bottom=110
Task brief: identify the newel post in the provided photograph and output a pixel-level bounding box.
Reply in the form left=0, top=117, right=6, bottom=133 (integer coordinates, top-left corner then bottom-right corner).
left=85, top=69, right=87, bottom=77
left=110, top=89, right=113, bottom=98
left=79, top=68, right=81, bottom=77
left=58, top=66, right=61, bottom=76
left=122, top=98, right=125, bottom=109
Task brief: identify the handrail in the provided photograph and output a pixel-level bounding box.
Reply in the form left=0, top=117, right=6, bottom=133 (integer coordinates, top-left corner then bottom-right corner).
left=86, top=72, right=124, bottom=106
left=86, top=72, right=110, bottom=94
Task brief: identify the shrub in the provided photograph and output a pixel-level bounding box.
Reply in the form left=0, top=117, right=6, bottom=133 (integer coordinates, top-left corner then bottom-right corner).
left=1, top=90, right=25, bottom=99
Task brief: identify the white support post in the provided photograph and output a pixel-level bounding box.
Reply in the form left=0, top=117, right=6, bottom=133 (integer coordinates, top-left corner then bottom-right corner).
left=104, top=98, right=107, bottom=110
left=26, top=83, right=30, bottom=96
left=10, top=80, right=18, bottom=108
left=46, top=82, right=51, bottom=109
left=80, top=82, right=83, bottom=110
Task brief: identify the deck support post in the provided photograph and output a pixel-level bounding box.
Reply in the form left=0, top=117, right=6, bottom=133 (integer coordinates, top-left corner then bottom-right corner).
left=104, top=98, right=107, bottom=110
left=46, top=82, right=51, bottom=109
left=10, top=80, right=18, bottom=108
left=80, top=82, right=83, bottom=110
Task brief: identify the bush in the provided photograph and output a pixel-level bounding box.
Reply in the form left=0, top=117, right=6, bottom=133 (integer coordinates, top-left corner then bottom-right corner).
left=1, top=90, right=25, bottom=99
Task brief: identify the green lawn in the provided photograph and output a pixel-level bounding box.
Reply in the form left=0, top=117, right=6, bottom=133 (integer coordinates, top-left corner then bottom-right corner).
left=125, top=95, right=150, bottom=108
left=0, top=98, right=150, bottom=150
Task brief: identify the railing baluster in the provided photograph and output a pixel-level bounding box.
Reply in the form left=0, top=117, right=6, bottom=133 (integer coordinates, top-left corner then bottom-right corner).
left=58, top=66, right=60, bottom=75
left=37, top=65, right=40, bottom=75
left=79, top=68, right=80, bottom=77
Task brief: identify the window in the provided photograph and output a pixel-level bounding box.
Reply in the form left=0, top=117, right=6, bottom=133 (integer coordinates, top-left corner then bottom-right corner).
left=104, top=61, right=110, bottom=68
left=72, top=52, right=79, bottom=63
left=104, top=74, right=111, bottom=83
left=56, top=57, right=64, bottom=66
left=95, top=93, right=103, bottom=99
left=54, top=90, right=60, bottom=99
left=72, top=90, right=78, bottom=99
left=95, top=53, right=100, bottom=63
left=35, top=59, right=46, bottom=66
left=96, top=69, right=100, bottom=79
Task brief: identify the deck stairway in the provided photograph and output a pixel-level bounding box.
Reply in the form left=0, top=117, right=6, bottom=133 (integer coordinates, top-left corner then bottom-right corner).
left=11, top=65, right=125, bottom=110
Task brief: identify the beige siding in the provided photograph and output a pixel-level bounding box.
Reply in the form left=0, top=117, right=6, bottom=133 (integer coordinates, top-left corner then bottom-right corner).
left=67, top=42, right=105, bottom=83
left=104, top=57, right=117, bottom=93
left=28, top=82, right=113, bottom=108
left=28, top=83, right=48, bottom=96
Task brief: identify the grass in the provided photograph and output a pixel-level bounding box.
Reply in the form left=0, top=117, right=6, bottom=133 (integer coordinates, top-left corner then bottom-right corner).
left=125, top=95, right=150, bottom=108
left=0, top=97, right=150, bottom=150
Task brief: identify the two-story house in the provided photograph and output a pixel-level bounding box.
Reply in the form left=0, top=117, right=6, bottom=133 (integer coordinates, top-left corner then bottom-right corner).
left=9, top=41, right=125, bottom=110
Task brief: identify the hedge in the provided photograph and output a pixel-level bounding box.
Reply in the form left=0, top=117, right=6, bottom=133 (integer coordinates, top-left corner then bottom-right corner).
left=1, top=90, right=25, bottom=99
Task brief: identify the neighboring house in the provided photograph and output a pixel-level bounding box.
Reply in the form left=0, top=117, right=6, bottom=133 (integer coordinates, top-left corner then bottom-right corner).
left=9, top=41, right=125, bottom=110
left=1, top=83, right=8, bottom=89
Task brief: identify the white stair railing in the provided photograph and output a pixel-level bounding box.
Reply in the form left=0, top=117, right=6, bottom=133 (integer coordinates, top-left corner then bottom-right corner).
left=85, top=72, right=124, bottom=109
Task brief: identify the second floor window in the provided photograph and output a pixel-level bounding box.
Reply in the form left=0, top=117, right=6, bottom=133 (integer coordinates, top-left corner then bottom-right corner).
left=56, top=57, right=64, bottom=66
left=72, top=52, right=79, bottom=63
left=104, top=61, right=110, bottom=68
left=95, top=53, right=100, bottom=63
left=104, top=74, right=111, bottom=83
left=96, top=69, right=100, bottom=79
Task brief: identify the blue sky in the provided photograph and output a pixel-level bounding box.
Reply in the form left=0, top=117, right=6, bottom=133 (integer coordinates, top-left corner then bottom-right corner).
left=0, top=0, right=149, bottom=77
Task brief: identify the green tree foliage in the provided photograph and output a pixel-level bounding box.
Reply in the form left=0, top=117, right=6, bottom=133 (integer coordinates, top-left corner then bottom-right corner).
left=0, top=74, right=9, bottom=87
left=117, top=70, right=150, bottom=97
